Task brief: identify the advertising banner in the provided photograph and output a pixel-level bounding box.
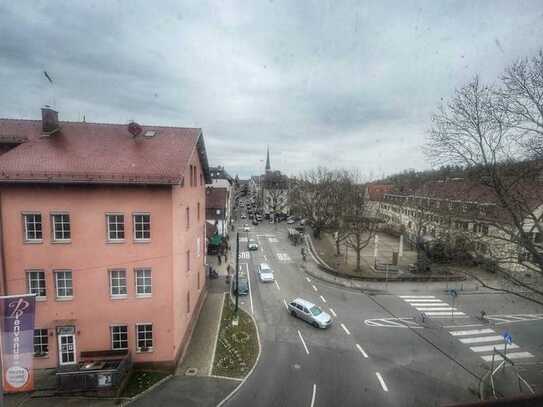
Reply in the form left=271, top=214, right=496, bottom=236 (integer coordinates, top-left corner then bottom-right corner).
left=0, top=294, right=36, bottom=393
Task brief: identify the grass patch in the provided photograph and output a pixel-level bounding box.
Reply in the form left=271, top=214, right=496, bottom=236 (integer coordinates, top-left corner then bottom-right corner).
left=212, top=294, right=258, bottom=378
left=121, top=370, right=169, bottom=398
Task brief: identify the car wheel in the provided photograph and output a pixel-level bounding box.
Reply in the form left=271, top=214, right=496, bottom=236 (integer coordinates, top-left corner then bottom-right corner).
left=312, top=321, right=319, bottom=328
left=290, top=310, right=297, bottom=317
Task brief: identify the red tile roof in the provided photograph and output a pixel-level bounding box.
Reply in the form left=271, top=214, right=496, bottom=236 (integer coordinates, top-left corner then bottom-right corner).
left=0, top=119, right=210, bottom=185
left=206, top=187, right=228, bottom=209
left=367, top=183, right=394, bottom=201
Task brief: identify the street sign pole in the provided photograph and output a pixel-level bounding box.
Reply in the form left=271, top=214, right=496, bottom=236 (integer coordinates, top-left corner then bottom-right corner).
left=235, top=232, right=239, bottom=313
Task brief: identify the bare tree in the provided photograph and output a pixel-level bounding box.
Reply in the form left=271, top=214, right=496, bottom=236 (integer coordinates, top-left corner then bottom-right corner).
left=426, top=51, right=543, bottom=288
left=340, top=175, right=381, bottom=272
left=290, top=168, right=344, bottom=238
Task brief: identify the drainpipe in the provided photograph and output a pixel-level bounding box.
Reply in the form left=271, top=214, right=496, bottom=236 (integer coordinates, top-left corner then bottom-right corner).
left=0, top=191, right=7, bottom=295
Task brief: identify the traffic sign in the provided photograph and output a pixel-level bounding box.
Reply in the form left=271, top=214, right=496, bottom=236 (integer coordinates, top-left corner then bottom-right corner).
left=502, top=331, right=513, bottom=345
left=448, top=288, right=458, bottom=298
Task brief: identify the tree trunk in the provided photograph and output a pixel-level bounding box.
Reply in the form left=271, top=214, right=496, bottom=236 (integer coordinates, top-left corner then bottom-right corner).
left=355, top=234, right=361, bottom=272
left=335, top=238, right=341, bottom=256
left=313, top=227, right=321, bottom=239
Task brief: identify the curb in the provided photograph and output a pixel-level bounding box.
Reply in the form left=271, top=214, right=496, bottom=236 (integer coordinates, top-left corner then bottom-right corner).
left=209, top=293, right=227, bottom=375
left=121, top=374, right=173, bottom=406
left=216, top=297, right=262, bottom=407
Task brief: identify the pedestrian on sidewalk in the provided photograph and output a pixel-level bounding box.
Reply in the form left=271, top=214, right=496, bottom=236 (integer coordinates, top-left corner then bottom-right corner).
left=217, top=253, right=222, bottom=265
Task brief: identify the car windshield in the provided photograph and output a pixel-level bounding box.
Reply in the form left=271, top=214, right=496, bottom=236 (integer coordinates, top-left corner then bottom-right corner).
left=310, top=306, right=322, bottom=316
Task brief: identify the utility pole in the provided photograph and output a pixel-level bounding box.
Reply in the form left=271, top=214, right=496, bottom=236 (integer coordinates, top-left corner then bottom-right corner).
left=235, top=231, right=240, bottom=313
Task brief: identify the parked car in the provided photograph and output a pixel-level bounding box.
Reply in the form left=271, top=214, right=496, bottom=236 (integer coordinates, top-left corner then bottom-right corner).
left=248, top=238, right=259, bottom=250
left=243, top=223, right=250, bottom=232
left=287, top=217, right=295, bottom=224
left=257, top=263, right=274, bottom=282
left=232, top=273, right=249, bottom=296
left=299, top=219, right=306, bottom=226
left=256, top=214, right=263, bottom=221
left=287, top=298, right=332, bottom=328
left=240, top=213, right=247, bottom=219
left=252, top=219, right=259, bottom=226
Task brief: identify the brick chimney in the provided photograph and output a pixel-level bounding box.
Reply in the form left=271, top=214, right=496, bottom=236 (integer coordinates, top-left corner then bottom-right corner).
left=41, top=106, right=60, bottom=135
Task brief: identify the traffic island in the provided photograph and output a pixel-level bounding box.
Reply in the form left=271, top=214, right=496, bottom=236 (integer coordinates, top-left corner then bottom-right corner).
left=120, top=370, right=170, bottom=398
left=211, top=294, right=259, bottom=378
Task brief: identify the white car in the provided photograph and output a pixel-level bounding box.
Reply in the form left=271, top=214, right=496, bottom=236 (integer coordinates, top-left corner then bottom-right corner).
left=286, top=218, right=295, bottom=224
left=257, top=263, right=274, bottom=282
left=243, top=224, right=250, bottom=232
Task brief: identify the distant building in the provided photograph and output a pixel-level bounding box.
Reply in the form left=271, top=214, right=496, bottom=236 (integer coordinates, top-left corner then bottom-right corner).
left=0, top=107, right=210, bottom=371
left=256, top=147, right=289, bottom=215
left=206, top=166, right=234, bottom=237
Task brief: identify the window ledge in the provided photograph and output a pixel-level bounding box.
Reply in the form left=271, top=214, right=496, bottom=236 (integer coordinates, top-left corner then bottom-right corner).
left=133, top=240, right=151, bottom=244
left=24, top=240, right=43, bottom=244
left=36, top=297, right=47, bottom=302
left=110, top=295, right=128, bottom=300
left=56, top=296, right=73, bottom=301
left=136, top=294, right=152, bottom=299
left=106, top=240, right=125, bottom=244
left=52, top=240, right=71, bottom=244
left=136, top=348, right=154, bottom=353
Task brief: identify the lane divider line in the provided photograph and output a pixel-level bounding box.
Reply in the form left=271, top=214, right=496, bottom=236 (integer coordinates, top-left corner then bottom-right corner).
left=329, top=308, right=337, bottom=318
left=356, top=344, right=368, bottom=358
left=274, top=280, right=281, bottom=291
left=297, top=330, right=310, bottom=355
left=310, top=384, right=316, bottom=407
left=306, top=277, right=311, bottom=283
left=312, top=284, right=318, bottom=292
left=340, top=323, right=351, bottom=335
left=243, top=263, right=254, bottom=315
left=283, top=299, right=288, bottom=310
left=320, top=295, right=327, bottom=303
left=376, top=372, right=389, bottom=392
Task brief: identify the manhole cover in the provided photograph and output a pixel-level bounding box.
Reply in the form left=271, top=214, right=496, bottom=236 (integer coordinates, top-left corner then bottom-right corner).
left=185, top=367, right=198, bottom=376
left=292, top=363, right=301, bottom=370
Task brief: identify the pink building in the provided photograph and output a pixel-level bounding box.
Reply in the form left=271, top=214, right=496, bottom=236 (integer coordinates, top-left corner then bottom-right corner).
left=0, top=108, right=210, bottom=370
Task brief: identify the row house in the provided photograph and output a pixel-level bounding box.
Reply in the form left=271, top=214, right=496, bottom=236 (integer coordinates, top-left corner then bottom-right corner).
left=205, top=166, right=234, bottom=236
left=377, top=179, right=542, bottom=273
left=0, top=108, right=211, bottom=370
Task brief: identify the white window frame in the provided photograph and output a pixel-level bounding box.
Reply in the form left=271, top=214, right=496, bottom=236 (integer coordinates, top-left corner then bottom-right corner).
left=23, top=212, right=43, bottom=242
left=196, top=237, right=201, bottom=257
left=109, top=269, right=128, bottom=298
left=51, top=213, right=71, bottom=242
left=106, top=213, right=125, bottom=241
left=33, top=328, right=49, bottom=357
left=110, top=325, right=128, bottom=350
left=135, top=268, right=152, bottom=297
left=133, top=213, right=151, bottom=241
left=27, top=270, right=47, bottom=300
left=54, top=270, right=73, bottom=300
left=135, top=323, right=153, bottom=352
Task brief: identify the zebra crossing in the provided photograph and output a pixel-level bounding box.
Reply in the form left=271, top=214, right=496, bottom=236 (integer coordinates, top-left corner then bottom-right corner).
left=399, top=295, right=467, bottom=318
left=448, top=327, right=534, bottom=362
left=400, top=295, right=535, bottom=363
left=276, top=253, right=291, bottom=261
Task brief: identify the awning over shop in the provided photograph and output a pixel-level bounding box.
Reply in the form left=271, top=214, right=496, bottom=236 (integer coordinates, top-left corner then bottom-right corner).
left=209, top=233, right=223, bottom=246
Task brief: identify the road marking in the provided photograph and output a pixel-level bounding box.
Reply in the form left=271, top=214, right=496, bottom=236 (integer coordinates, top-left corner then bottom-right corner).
left=470, top=343, right=519, bottom=353
left=244, top=263, right=254, bottom=315
left=414, top=307, right=457, bottom=311
left=424, top=311, right=465, bottom=316
left=306, top=277, right=311, bottom=283
left=407, top=301, right=448, bottom=305
left=312, top=285, right=318, bottom=292
left=310, top=384, right=316, bottom=407
left=277, top=253, right=291, bottom=261
left=481, top=352, right=534, bottom=362
left=364, top=318, right=422, bottom=329
left=263, top=255, right=268, bottom=261
left=329, top=308, right=337, bottom=317
left=283, top=299, right=288, bottom=310
left=268, top=237, right=279, bottom=243
left=356, top=344, right=368, bottom=358
left=297, top=330, right=310, bottom=355
left=376, top=372, right=389, bottom=392
left=340, top=323, right=351, bottom=335
left=403, top=299, right=443, bottom=303
left=239, top=251, right=250, bottom=259
left=239, top=237, right=248, bottom=242
left=444, top=323, right=484, bottom=329
left=320, top=295, right=327, bottom=303
left=459, top=335, right=504, bottom=344
left=274, top=280, right=281, bottom=291
left=449, top=328, right=495, bottom=336
left=399, top=295, right=435, bottom=298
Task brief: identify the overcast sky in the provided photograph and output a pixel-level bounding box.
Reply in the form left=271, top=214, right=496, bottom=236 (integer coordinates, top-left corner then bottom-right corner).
left=1, top=1, right=542, bottom=179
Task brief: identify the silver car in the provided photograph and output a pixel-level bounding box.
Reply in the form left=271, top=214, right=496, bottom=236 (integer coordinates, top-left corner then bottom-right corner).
left=287, top=298, right=332, bottom=328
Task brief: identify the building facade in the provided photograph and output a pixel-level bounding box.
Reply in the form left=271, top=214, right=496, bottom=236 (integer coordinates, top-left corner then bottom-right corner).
left=0, top=109, right=210, bottom=370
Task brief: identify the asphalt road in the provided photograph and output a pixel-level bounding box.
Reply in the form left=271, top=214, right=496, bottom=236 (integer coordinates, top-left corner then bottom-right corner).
left=224, top=218, right=543, bottom=407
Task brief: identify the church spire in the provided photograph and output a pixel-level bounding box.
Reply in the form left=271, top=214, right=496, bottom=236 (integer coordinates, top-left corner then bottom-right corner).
left=265, top=145, right=271, bottom=173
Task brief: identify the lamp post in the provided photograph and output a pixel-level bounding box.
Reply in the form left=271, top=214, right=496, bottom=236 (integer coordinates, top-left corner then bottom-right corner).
left=235, top=232, right=240, bottom=313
